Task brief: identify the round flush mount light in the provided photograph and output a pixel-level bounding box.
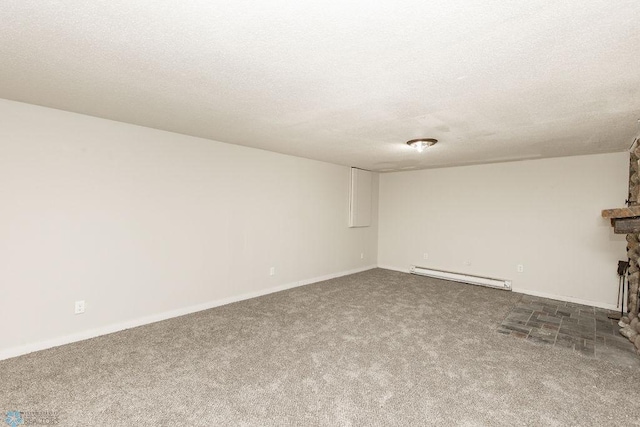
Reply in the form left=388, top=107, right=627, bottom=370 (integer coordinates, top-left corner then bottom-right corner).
left=406, top=138, right=438, bottom=153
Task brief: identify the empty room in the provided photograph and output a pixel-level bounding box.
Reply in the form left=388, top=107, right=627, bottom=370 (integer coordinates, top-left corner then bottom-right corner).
left=2, top=1, right=640, bottom=426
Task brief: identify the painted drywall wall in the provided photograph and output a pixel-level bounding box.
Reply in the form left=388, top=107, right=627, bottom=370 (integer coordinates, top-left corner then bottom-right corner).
left=0, top=99, right=378, bottom=358
left=378, top=153, right=628, bottom=308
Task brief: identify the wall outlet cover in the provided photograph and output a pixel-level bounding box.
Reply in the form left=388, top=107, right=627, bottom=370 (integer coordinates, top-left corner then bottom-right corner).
left=74, top=300, right=85, bottom=315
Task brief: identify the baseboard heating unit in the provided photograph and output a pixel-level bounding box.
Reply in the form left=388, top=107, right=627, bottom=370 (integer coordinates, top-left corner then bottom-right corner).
left=409, top=266, right=512, bottom=291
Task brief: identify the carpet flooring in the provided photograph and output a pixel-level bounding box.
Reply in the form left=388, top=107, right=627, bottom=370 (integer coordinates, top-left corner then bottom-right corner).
left=1, top=268, right=639, bottom=426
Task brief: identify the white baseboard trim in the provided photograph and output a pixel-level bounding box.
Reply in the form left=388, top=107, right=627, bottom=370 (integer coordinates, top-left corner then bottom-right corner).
left=0, top=265, right=376, bottom=361
left=378, top=265, right=618, bottom=311
left=298, top=265, right=377, bottom=286
left=377, top=265, right=410, bottom=273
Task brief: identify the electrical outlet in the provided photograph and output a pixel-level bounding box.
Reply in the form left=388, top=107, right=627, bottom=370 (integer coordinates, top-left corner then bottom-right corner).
left=269, top=267, right=275, bottom=276
left=360, top=253, right=364, bottom=259
left=423, top=253, right=429, bottom=260
left=517, top=264, right=524, bottom=273
left=74, top=300, right=85, bottom=315
left=464, top=260, right=471, bottom=266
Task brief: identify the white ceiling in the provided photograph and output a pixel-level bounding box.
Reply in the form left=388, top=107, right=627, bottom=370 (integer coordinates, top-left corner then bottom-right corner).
left=1, top=1, right=639, bottom=171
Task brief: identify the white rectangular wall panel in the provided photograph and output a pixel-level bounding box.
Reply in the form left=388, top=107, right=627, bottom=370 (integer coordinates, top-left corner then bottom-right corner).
left=349, top=167, right=372, bottom=227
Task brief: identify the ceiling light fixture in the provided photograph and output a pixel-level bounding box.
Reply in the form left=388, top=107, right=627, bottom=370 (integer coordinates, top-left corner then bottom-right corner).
left=406, top=138, right=438, bottom=153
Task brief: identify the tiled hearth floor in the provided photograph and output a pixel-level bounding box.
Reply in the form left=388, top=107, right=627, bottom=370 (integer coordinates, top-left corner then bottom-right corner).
left=498, top=294, right=637, bottom=364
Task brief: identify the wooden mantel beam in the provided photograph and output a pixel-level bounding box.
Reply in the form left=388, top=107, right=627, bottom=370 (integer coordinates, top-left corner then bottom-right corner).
left=602, top=206, right=640, bottom=219
left=614, top=217, right=640, bottom=234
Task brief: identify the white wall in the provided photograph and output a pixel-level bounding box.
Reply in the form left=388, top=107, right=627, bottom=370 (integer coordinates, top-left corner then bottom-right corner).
left=0, top=99, right=378, bottom=358
left=378, top=153, right=628, bottom=308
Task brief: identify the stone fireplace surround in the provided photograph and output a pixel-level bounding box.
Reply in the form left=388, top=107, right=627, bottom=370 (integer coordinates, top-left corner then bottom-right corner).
left=602, top=146, right=640, bottom=355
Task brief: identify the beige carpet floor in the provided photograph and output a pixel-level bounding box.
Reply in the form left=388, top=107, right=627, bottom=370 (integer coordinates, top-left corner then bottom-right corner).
left=1, top=268, right=639, bottom=426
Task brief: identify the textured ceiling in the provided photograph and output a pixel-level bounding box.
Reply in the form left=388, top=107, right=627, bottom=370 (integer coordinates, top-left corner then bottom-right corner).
left=1, top=1, right=639, bottom=171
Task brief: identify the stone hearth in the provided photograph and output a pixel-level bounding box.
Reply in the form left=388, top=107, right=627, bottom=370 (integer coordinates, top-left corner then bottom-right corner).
left=498, top=294, right=636, bottom=364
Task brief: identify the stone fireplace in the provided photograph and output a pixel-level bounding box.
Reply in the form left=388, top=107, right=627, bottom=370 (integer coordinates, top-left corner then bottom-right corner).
left=602, top=146, right=640, bottom=354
